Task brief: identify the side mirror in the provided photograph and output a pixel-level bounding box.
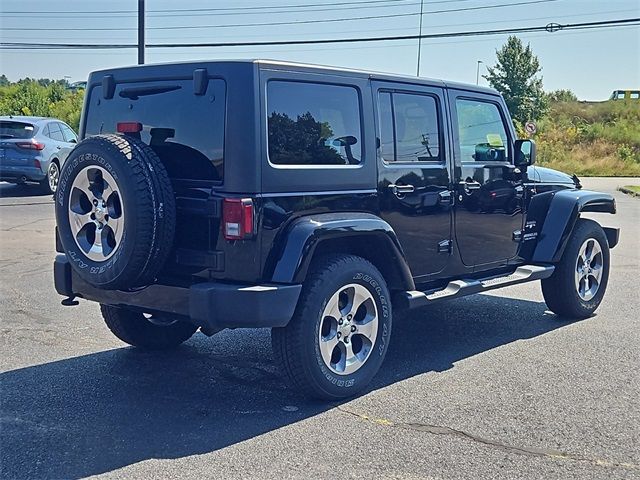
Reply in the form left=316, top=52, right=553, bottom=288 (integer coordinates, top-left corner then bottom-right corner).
left=332, top=135, right=358, bottom=147
left=514, top=139, right=536, bottom=167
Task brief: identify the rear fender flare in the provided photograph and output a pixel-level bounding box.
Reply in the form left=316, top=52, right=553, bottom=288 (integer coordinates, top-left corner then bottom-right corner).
left=531, top=189, right=616, bottom=263
left=267, top=212, right=414, bottom=290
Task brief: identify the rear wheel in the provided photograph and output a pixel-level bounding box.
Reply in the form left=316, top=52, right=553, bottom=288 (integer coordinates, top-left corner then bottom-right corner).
left=101, top=304, right=198, bottom=350
left=272, top=254, right=392, bottom=400
left=40, top=161, right=59, bottom=194
left=542, top=218, right=610, bottom=319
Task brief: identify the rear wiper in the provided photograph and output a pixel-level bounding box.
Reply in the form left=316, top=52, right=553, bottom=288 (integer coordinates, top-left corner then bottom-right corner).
left=119, top=85, right=181, bottom=100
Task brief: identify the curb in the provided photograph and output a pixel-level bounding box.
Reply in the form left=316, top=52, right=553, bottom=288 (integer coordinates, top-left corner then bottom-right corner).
left=618, top=187, right=640, bottom=198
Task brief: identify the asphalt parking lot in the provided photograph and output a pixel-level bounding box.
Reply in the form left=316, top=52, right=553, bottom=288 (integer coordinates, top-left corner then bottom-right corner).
left=1, top=177, right=639, bottom=480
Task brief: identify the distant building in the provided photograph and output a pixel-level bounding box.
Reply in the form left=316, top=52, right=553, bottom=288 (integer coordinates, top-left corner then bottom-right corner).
left=66, top=81, right=87, bottom=92
left=609, top=90, right=639, bottom=100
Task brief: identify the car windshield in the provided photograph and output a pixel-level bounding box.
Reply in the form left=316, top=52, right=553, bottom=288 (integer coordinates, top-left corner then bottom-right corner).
left=0, top=121, right=36, bottom=139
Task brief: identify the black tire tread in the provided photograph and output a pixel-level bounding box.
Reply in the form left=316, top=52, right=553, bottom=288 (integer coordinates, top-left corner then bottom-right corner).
left=272, top=254, right=388, bottom=400
left=541, top=218, right=609, bottom=319
left=57, top=134, right=175, bottom=290
left=101, top=304, right=197, bottom=350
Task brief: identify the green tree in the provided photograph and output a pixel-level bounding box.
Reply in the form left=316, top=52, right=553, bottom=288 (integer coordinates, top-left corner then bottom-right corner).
left=484, top=36, right=548, bottom=125
left=546, top=89, right=578, bottom=103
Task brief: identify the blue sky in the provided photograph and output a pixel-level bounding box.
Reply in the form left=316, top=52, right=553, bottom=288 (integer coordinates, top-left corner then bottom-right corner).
left=0, top=0, right=638, bottom=100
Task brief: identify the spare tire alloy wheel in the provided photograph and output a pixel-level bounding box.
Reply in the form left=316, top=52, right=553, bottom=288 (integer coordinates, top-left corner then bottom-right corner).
left=68, top=166, right=124, bottom=261
left=55, top=134, right=176, bottom=290
left=319, top=283, right=378, bottom=375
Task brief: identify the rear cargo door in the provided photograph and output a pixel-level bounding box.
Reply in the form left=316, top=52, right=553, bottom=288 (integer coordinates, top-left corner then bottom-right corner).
left=83, top=77, right=227, bottom=270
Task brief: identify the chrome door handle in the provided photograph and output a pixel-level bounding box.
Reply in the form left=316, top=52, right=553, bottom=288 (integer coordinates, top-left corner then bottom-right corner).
left=459, top=180, right=481, bottom=191
left=388, top=184, right=415, bottom=195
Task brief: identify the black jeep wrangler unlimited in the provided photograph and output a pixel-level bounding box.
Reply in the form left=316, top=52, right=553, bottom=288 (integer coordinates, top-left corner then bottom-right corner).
left=54, top=60, right=619, bottom=400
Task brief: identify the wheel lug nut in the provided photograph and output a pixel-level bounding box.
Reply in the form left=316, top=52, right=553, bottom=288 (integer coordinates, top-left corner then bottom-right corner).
left=337, top=332, right=341, bottom=339
left=338, top=319, right=343, bottom=325
left=93, top=199, right=98, bottom=206
left=344, top=337, right=350, bottom=344
left=347, top=314, right=352, bottom=321
left=351, top=325, right=356, bottom=332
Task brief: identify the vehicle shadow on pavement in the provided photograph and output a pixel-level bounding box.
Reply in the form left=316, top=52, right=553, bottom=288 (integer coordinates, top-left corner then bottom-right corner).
left=1, top=294, right=571, bottom=479
left=0, top=183, right=50, bottom=198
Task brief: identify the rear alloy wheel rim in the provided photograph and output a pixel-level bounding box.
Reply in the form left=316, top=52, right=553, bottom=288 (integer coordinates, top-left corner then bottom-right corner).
left=68, top=166, right=125, bottom=262
left=318, top=283, right=378, bottom=376
left=48, top=162, right=59, bottom=192
left=575, top=238, right=603, bottom=301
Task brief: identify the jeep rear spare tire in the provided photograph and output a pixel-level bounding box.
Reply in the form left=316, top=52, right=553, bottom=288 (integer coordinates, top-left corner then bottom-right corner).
left=55, top=134, right=175, bottom=290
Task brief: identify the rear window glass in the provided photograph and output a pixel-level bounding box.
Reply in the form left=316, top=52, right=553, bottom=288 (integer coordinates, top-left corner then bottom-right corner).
left=0, top=121, right=35, bottom=139
left=84, top=79, right=226, bottom=182
left=267, top=81, right=362, bottom=166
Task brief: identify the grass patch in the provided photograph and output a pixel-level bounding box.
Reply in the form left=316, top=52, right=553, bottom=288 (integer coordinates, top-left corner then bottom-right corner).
left=533, top=100, right=640, bottom=176
left=622, top=185, right=640, bottom=194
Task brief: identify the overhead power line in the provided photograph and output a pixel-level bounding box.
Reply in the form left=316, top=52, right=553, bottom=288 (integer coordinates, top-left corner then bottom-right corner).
left=0, top=0, right=474, bottom=15
left=1, top=0, right=562, bottom=31
left=1, top=18, right=636, bottom=50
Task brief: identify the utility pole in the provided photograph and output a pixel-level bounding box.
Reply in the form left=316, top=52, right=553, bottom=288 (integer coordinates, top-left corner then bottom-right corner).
left=416, top=0, right=424, bottom=76
left=476, top=60, right=483, bottom=85
left=138, top=0, right=145, bottom=65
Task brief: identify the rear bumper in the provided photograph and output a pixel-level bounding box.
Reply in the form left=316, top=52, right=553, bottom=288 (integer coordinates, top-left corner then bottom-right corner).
left=0, top=165, right=45, bottom=182
left=54, top=255, right=301, bottom=330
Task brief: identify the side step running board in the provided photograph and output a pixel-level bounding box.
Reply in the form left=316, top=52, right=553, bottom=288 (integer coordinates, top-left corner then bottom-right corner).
left=398, top=265, right=555, bottom=310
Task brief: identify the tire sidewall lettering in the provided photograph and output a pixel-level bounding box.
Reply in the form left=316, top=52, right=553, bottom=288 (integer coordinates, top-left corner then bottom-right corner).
left=312, top=268, right=391, bottom=390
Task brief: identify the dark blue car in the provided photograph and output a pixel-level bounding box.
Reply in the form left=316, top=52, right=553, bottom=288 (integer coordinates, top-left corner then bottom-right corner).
left=0, top=116, right=77, bottom=193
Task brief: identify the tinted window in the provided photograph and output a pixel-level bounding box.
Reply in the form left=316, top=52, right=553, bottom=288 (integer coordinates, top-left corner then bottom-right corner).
left=267, top=81, right=362, bottom=166
left=617, top=92, right=626, bottom=99
left=456, top=99, right=509, bottom=163
left=60, top=124, right=77, bottom=142
left=378, top=92, right=441, bottom=163
left=85, top=79, right=226, bottom=181
left=48, top=122, right=65, bottom=141
left=378, top=92, right=395, bottom=162
left=43, top=124, right=50, bottom=137
left=0, top=121, right=35, bottom=139
left=631, top=92, right=639, bottom=99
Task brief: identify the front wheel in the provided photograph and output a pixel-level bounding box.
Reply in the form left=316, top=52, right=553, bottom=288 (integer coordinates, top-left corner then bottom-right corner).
left=541, top=218, right=610, bottom=319
left=272, top=254, right=392, bottom=400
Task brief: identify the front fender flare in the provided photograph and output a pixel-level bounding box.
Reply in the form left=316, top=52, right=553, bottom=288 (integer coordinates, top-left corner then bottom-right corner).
left=267, top=212, right=414, bottom=289
left=531, top=189, right=616, bottom=263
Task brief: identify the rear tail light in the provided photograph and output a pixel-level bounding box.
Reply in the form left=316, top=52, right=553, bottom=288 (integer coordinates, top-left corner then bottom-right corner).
left=16, top=140, right=45, bottom=150
left=222, top=198, right=254, bottom=240
left=117, top=122, right=143, bottom=133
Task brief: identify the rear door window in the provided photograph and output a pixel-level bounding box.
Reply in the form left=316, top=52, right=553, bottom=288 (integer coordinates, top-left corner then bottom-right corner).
left=267, top=81, right=362, bottom=166
left=84, top=78, right=226, bottom=182
left=378, top=91, right=442, bottom=163
left=0, top=121, right=36, bottom=139
left=48, top=123, right=65, bottom=141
